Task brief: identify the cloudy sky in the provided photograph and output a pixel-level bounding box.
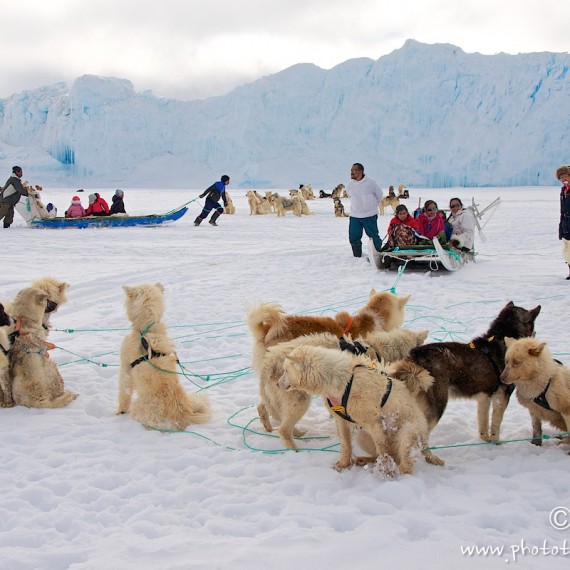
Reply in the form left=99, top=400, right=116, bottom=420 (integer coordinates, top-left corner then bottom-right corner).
left=2, top=0, right=569, bottom=101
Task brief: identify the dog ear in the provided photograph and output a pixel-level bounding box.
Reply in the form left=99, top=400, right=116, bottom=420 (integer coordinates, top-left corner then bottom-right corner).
left=528, top=342, right=546, bottom=358
left=34, top=290, right=49, bottom=306
left=369, top=288, right=377, bottom=297
left=399, top=294, right=411, bottom=307
left=504, top=337, right=515, bottom=348
left=506, top=301, right=514, bottom=308
left=417, top=330, right=429, bottom=344
left=530, top=305, right=541, bottom=319
left=155, top=283, right=165, bottom=293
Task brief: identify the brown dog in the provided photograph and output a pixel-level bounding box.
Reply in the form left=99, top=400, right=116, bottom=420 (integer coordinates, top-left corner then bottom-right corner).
left=407, top=301, right=541, bottom=452
left=248, top=290, right=410, bottom=375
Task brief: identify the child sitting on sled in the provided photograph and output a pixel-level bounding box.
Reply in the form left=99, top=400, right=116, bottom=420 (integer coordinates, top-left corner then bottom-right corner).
left=65, top=196, right=86, bottom=218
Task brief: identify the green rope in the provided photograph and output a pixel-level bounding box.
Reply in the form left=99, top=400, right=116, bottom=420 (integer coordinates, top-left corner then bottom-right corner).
left=226, top=406, right=340, bottom=454
left=427, top=432, right=570, bottom=451
left=163, top=196, right=202, bottom=216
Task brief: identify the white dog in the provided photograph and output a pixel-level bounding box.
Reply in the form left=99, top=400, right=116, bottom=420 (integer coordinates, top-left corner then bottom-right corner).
left=279, top=346, right=435, bottom=474
left=117, top=283, right=211, bottom=430
left=257, top=328, right=429, bottom=450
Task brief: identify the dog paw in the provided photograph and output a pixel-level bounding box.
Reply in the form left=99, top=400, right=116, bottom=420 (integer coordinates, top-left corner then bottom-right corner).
left=423, top=450, right=445, bottom=466
left=333, top=459, right=354, bottom=471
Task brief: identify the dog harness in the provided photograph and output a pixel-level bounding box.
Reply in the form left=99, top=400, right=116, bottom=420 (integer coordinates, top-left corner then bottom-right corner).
left=326, top=363, right=392, bottom=423
left=338, top=336, right=368, bottom=356
left=9, top=319, right=56, bottom=357
left=130, top=334, right=170, bottom=368
left=533, top=379, right=553, bottom=411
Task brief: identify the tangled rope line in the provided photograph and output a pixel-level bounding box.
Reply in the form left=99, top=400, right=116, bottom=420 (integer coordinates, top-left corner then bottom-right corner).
left=46, top=277, right=568, bottom=453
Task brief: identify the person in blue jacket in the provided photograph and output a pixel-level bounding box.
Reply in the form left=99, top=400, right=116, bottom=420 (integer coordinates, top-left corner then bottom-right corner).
left=194, top=175, right=230, bottom=226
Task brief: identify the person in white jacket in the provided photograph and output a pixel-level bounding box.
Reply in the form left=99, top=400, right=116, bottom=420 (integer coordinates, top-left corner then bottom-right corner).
left=346, top=163, right=384, bottom=257
left=447, top=197, right=476, bottom=250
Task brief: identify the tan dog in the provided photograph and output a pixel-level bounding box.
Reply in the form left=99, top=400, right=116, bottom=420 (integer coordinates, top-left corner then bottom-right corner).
left=278, top=346, right=434, bottom=474
left=379, top=195, right=400, bottom=215
left=4, top=277, right=69, bottom=332
left=10, top=287, right=78, bottom=408
left=248, top=290, right=410, bottom=376
left=253, top=191, right=271, bottom=214
left=246, top=191, right=259, bottom=215
left=289, top=190, right=310, bottom=215
left=0, top=303, right=14, bottom=407
left=266, top=191, right=276, bottom=212
left=268, top=193, right=285, bottom=216
left=31, top=277, right=70, bottom=330
left=501, top=337, right=570, bottom=451
left=117, top=283, right=211, bottom=430
left=246, top=191, right=271, bottom=215
left=224, top=191, right=236, bottom=215
left=300, top=185, right=315, bottom=200
left=333, top=197, right=348, bottom=217
left=257, top=328, right=428, bottom=449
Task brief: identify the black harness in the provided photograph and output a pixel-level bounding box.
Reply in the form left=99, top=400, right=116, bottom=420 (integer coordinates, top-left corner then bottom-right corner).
left=130, top=335, right=169, bottom=368
left=533, top=379, right=553, bottom=411
left=326, top=364, right=393, bottom=423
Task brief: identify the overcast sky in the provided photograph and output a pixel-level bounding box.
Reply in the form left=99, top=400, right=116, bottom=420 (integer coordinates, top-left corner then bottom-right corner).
left=2, top=0, right=569, bottom=101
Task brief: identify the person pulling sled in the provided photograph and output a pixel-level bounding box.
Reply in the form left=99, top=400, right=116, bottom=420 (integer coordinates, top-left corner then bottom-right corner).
left=194, top=175, right=230, bottom=226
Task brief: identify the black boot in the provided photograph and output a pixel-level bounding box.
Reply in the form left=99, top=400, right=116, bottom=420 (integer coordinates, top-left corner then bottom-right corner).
left=351, top=243, right=362, bottom=258
left=209, top=211, right=222, bottom=226
left=194, top=216, right=203, bottom=226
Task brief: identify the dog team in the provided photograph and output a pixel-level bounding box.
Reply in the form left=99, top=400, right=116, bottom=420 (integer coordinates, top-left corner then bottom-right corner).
left=1, top=278, right=568, bottom=478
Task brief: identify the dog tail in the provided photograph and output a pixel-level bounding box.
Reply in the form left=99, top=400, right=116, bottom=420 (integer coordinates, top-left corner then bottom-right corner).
left=388, top=360, right=434, bottom=395
left=247, top=302, right=287, bottom=346
left=189, top=393, right=212, bottom=424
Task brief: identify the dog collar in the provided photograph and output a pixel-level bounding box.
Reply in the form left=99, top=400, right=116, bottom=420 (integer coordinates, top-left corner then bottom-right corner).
left=533, top=379, right=552, bottom=411
left=342, top=316, right=355, bottom=335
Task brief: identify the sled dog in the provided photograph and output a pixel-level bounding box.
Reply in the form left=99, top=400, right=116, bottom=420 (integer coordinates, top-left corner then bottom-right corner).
left=117, top=283, right=211, bottom=430
left=10, top=287, right=77, bottom=408
left=501, top=337, right=570, bottom=451
left=278, top=346, right=436, bottom=474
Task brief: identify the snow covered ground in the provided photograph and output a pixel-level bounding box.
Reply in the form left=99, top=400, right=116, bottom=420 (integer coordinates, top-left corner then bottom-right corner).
left=1, top=185, right=569, bottom=569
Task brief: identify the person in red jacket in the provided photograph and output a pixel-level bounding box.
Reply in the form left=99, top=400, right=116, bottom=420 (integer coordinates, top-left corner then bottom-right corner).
left=85, top=193, right=109, bottom=216
left=384, top=204, right=420, bottom=249
left=416, top=199, right=446, bottom=243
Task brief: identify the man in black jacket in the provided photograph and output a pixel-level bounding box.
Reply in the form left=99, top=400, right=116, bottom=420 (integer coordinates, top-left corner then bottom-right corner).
left=0, top=166, right=28, bottom=228
left=194, top=175, right=230, bottom=226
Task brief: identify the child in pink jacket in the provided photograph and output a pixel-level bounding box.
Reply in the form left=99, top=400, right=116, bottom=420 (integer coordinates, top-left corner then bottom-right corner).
left=65, top=196, right=86, bottom=218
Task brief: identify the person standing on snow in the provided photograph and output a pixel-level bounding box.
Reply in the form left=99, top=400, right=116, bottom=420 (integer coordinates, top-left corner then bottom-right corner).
left=556, top=165, right=570, bottom=280
left=194, top=175, right=230, bottom=226
left=345, top=163, right=383, bottom=257
left=0, top=166, right=28, bottom=228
